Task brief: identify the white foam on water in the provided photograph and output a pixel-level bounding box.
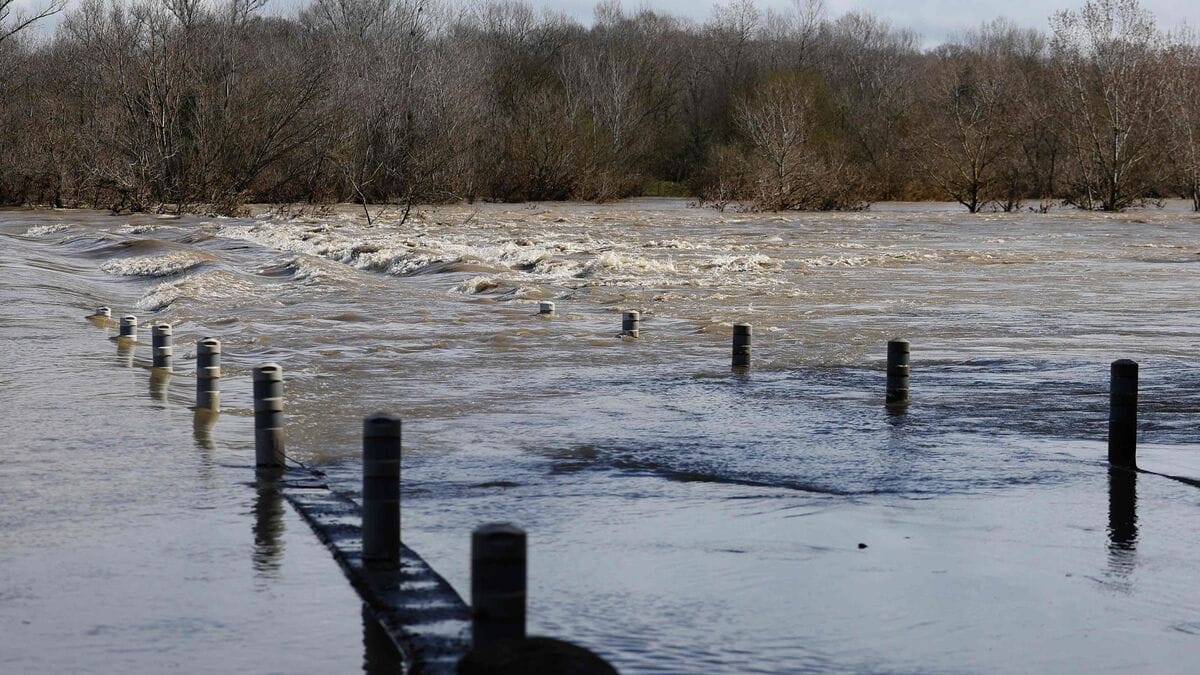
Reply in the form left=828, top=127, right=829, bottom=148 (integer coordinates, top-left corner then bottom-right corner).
left=577, top=250, right=677, bottom=279
left=454, top=276, right=500, bottom=295
left=100, top=251, right=213, bottom=278
left=138, top=270, right=263, bottom=310
left=24, top=224, right=69, bottom=236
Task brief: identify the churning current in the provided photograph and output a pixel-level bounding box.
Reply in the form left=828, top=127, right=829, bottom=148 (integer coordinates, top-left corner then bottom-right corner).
left=3, top=200, right=1200, bottom=673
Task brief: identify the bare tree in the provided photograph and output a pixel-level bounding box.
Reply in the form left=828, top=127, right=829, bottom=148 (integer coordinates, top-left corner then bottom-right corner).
left=1051, top=0, right=1166, bottom=211
left=1164, top=29, right=1200, bottom=211
left=819, top=11, right=919, bottom=199
left=0, top=0, right=1186, bottom=213
left=730, top=71, right=864, bottom=210
left=919, top=21, right=1036, bottom=212
left=1, top=0, right=66, bottom=45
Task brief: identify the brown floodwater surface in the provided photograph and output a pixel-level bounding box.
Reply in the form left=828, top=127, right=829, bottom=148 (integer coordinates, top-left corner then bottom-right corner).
left=3, top=200, right=1200, bottom=672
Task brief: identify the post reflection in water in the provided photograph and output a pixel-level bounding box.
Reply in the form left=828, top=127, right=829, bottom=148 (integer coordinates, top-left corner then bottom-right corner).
left=116, top=340, right=134, bottom=368
left=192, top=408, right=218, bottom=450
left=1106, top=468, right=1138, bottom=582
left=149, top=369, right=170, bottom=403
left=362, top=604, right=403, bottom=674
left=252, top=479, right=285, bottom=578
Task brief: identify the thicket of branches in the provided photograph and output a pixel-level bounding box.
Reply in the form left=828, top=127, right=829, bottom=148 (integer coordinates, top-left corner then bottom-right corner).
left=2, top=0, right=1199, bottom=213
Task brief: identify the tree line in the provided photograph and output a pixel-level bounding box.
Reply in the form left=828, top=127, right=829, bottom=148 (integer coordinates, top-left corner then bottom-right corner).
left=1, top=0, right=1198, bottom=214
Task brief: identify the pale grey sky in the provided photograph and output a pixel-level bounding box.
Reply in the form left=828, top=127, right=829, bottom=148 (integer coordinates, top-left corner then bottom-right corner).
left=568, top=0, right=1200, bottom=43
left=12, top=0, right=1200, bottom=45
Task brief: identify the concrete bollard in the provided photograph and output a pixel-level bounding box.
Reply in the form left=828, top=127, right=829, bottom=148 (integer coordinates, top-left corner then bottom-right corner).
left=731, top=323, right=751, bottom=369
left=119, top=315, right=138, bottom=342
left=621, top=310, right=640, bottom=338
left=253, top=364, right=285, bottom=468
left=362, top=413, right=401, bottom=562
left=95, top=306, right=111, bottom=318
left=539, top=301, right=555, bottom=315
left=471, top=523, right=527, bottom=647
left=151, top=324, right=173, bottom=372
left=886, top=339, right=910, bottom=406
left=1108, top=359, right=1138, bottom=469
left=195, top=338, right=221, bottom=411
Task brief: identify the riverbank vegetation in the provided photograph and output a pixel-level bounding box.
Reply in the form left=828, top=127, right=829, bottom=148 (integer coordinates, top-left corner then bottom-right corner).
left=1, top=0, right=1198, bottom=213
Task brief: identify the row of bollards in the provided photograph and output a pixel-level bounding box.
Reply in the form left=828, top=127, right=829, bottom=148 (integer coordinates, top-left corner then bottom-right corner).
left=356, top=411, right=529, bottom=648
left=92, top=307, right=557, bottom=663
left=88, top=301, right=1145, bottom=670
left=95, top=309, right=223, bottom=412
left=615, top=312, right=911, bottom=407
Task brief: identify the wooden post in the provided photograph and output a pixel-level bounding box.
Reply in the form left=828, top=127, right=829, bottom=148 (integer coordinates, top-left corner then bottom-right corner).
left=471, top=523, right=526, bottom=647
left=539, top=301, right=555, bottom=315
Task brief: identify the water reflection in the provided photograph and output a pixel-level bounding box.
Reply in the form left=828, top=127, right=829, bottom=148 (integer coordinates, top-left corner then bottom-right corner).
left=252, top=480, right=285, bottom=578
left=149, top=369, right=170, bottom=403
left=362, top=605, right=403, bottom=674
left=1106, top=468, right=1138, bottom=583
left=193, top=408, right=218, bottom=450
left=116, top=339, right=134, bottom=368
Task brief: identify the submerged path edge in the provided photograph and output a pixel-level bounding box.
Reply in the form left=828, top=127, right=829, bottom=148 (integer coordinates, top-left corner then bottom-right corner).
left=276, top=470, right=471, bottom=675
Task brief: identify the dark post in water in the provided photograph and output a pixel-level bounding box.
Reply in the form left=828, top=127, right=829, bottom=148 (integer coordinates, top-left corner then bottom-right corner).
left=539, top=301, right=555, bottom=315
left=886, top=339, right=910, bottom=406
left=362, top=413, right=401, bottom=562
left=732, top=323, right=752, bottom=370
left=151, top=324, right=173, bottom=372
left=621, top=310, right=640, bottom=338
left=119, top=315, right=138, bottom=342
left=253, top=364, right=285, bottom=468
left=471, top=523, right=527, bottom=647
left=195, top=338, right=221, bottom=411
left=1108, top=359, right=1138, bottom=469
left=95, top=306, right=111, bottom=318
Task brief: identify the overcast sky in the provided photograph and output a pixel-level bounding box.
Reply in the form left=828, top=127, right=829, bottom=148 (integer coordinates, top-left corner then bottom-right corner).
left=569, top=0, right=1200, bottom=43
left=13, top=0, right=1200, bottom=45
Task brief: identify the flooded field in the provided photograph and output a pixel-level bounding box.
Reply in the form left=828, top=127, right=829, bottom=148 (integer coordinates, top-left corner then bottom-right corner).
left=3, top=200, right=1200, bottom=672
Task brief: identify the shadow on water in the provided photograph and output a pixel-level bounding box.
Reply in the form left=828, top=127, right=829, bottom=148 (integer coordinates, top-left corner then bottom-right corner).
left=362, top=605, right=404, bottom=674
left=1106, top=468, right=1138, bottom=584
left=252, top=479, right=285, bottom=578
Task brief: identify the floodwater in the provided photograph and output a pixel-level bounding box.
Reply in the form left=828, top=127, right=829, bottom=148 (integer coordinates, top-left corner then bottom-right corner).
left=3, top=199, right=1200, bottom=673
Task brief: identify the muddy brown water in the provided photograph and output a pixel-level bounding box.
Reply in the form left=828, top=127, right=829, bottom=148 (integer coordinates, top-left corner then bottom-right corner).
left=3, top=200, right=1200, bottom=673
